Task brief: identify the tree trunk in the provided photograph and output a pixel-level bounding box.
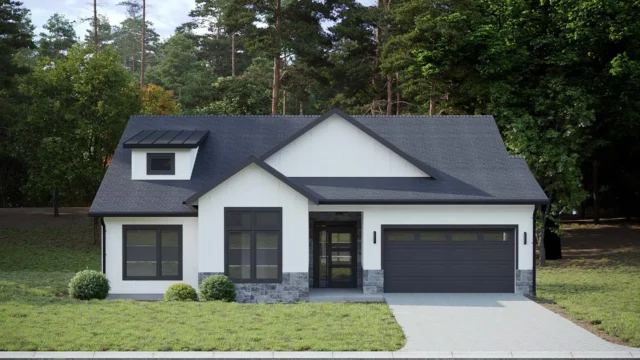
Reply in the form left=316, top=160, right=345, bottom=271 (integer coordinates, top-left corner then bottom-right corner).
left=93, top=0, right=98, bottom=49
left=282, top=57, right=287, bottom=115
left=537, top=203, right=551, bottom=266
left=429, top=97, right=435, bottom=115
left=271, top=0, right=282, bottom=115
left=140, top=0, right=146, bottom=87
left=396, top=72, right=400, bottom=115
left=593, top=159, right=600, bottom=224
left=93, top=217, right=101, bottom=246
left=299, top=99, right=303, bottom=115
left=52, top=189, right=59, bottom=217
left=231, top=33, right=236, bottom=77
left=373, top=25, right=381, bottom=109
left=386, top=74, right=393, bottom=115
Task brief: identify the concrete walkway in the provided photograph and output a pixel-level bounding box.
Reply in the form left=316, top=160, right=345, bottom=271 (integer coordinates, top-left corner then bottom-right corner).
left=0, top=351, right=639, bottom=359
left=385, top=293, right=638, bottom=352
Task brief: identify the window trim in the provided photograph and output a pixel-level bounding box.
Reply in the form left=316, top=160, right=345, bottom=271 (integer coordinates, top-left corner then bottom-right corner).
left=146, top=153, right=175, bottom=175
left=122, top=225, right=183, bottom=281
left=224, top=207, right=283, bottom=283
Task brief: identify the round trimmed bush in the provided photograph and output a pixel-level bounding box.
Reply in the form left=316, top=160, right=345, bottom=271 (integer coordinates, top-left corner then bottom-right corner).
left=68, top=270, right=110, bottom=300
left=164, top=283, right=198, bottom=301
left=198, top=275, right=235, bottom=302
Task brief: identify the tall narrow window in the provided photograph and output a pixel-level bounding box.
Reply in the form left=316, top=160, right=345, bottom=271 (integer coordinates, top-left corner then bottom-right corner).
left=225, top=208, right=282, bottom=283
left=147, top=153, right=175, bottom=175
left=123, top=225, right=182, bottom=280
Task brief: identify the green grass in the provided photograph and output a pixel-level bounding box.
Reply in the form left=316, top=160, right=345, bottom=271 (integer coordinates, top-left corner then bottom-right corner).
left=536, top=225, right=640, bottom=347
left=0, top=209, right=405, bottom=351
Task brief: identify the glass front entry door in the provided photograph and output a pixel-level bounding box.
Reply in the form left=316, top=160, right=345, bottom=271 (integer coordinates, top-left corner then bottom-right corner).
left=314, top=224, right=356, bottom=288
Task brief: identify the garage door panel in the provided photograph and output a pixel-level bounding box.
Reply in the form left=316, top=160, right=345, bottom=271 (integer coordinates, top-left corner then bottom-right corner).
left=385, top=277, right=514, bottom=293
left=383, top=227, right=516, bottom=293
left=383, top=262, right=514, bottom=278
left=385, top=246, right=513, bottom=262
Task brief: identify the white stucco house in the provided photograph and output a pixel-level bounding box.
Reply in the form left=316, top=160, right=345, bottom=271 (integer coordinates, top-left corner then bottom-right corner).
left=89, top=108, right=548, bottom=302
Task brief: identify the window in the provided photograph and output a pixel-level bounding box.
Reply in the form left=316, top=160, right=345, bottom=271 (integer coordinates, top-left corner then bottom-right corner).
left=123, top=225, right=182, bottom=280
left=147, top=153, right=175, bottom=175
left=225, top=208, right=282, bottom=283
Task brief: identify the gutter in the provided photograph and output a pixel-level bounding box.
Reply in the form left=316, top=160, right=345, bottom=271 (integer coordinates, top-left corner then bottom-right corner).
left=101, top=217, right=106, bottom=274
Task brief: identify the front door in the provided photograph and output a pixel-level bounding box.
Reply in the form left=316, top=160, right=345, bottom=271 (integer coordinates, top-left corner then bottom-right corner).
left=313, top=223, right=357, bottom=288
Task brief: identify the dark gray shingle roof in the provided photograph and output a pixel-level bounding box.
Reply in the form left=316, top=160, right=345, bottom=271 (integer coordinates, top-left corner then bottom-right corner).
left=89, top=112, right=547, bottom=216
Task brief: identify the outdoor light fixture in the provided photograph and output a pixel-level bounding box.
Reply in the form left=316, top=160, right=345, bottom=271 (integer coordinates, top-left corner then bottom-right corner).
left=373, top=231, right=377, bottom=244
left=524, top=232, right=527, bottom=245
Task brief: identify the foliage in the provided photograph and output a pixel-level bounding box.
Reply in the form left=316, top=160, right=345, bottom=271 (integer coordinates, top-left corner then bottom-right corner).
left=37, top=13, right=76, bottom=60
left=140, top=84, right=179, bottom=115
left=164, top=283, right=198, bottom=302
left=147, top=32, right=216, bottom=111
left=111, top=0, right=160, bottom=76
left=14, top=45, right=139, bottom=208
left=198, top=275, right=236, bottom=302
left=68, top=270, right=110, bottom=300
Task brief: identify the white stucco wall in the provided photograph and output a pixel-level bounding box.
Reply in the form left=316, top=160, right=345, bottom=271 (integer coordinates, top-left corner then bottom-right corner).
left=197, top=163, right=310, bottom=274
left=131, top=148, right=199, bottom=180
left=104, top=217, right=199, bottom=294
left=265, top=114, right=429, bottom=177
left=309, top=204, right=535, bottom=271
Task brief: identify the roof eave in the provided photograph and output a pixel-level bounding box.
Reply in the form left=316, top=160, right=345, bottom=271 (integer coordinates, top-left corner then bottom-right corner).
left=317, top=199, right=550, bottom=205
left=88, top=211, right=198, bottom=217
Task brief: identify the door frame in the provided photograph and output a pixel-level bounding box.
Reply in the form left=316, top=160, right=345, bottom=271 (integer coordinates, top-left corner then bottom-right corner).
left=312, top=221, right=358, bottom=288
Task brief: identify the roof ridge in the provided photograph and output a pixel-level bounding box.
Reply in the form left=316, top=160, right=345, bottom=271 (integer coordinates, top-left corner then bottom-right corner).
left=129, top=114, right=492, bottom=118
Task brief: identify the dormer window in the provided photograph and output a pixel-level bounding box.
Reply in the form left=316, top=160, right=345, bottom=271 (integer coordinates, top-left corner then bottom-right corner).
left=124, top=129, right=209, bottom=180
left=147, top=153, right=175, bottom=175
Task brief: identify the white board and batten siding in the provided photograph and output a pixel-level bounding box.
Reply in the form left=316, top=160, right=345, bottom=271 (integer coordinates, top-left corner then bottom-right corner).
left=103, top=217, right=199, bottom=294
left=309, top=204, right=535, bottom=271
left=131, top=148, right=199, bottom=180
left=265, top=114, right=429, bottom=177
left=197, top=163, right=310, bottom=274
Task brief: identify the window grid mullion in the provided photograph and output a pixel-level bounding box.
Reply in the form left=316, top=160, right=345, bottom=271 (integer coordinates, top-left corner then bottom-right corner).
left=251, top=211, right=256, bottom=282
left=156, top=229, right=162, bottom=277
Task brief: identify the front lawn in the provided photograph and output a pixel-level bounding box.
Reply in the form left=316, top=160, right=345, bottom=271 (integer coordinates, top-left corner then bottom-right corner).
left=0, top=208, right=405, bottom=351
left=536, top=223, right=640, bottom=347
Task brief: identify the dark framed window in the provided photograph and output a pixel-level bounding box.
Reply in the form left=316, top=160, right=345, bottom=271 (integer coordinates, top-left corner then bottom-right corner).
left=147, top=153, right=175, bottom=175
left=225, top=208, right=282, bottom=283
left=123, top=225, right=182, bottom=280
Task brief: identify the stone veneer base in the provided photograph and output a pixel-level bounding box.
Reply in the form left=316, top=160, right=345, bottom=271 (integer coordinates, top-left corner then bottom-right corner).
left=198, top=272, right=309, bottom=303
left=362, top=269, right=384, bottom=294
left=515, top=269, right=534, bottom=296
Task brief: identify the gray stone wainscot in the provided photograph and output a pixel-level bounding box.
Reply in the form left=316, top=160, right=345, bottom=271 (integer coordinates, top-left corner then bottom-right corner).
left=362, top=269, right=384, bottom=294
left=515, top=269, right=534, bottom=296
left=198, top=272, right=309, bottom=303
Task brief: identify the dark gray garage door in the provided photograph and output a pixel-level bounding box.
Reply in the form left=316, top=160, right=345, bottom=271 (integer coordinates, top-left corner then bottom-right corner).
left=383, top=227, right=515, bottom=293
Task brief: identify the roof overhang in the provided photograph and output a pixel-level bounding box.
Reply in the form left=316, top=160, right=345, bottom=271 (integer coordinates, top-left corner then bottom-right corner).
left=183, top=156, right=321, bottom=205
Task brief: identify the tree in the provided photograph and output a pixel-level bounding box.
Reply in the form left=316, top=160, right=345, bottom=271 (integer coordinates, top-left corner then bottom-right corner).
left=15, top=45, right=139, bottom=216
left=83, top=15, right=114, bottom=49
left=141, top=84, right=179, bottom=114
left=197, top=57, right=272, bottom=115
left=148, top=32, right=217, bottom=111
left=112, top=0, right=159, bottom=76
left=37, top=13, right=77, bottom=59
left=0, top=0, right=34, bottom=208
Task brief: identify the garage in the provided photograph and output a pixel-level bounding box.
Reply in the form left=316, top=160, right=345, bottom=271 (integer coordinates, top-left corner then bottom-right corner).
left=383, top=226, right=516, bottom=293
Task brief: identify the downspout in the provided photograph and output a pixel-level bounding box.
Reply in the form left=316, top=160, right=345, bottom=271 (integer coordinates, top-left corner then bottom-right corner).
left=101, top=217, right=106, bottom=274
left=532, top=206, right=537, bottom=296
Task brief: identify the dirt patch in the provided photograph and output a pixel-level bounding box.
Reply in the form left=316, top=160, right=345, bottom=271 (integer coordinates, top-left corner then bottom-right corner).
left=0, top=207, right=90, bottom=229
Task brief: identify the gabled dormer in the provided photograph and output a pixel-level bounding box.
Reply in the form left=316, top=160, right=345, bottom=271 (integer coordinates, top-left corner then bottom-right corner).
left=123, top=130, right=209, bottom=180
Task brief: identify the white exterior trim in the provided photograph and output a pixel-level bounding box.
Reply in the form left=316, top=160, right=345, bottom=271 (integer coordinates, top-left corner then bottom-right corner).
left=265, top=114, right=429, bottom=177
left=131, top=148, right=199, bottom=180
left=103, top=217, right=199, bottom=294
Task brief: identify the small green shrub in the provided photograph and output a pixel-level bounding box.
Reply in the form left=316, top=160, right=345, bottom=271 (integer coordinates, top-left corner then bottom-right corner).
left=199, top=275, right=236, bottom=302
left=68, top=270, right=110, bottom=300
left=164, top=283, right=198, bottom=301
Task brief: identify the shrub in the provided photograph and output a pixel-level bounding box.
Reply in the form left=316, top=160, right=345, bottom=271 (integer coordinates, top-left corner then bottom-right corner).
left=164, top=283, right=198, bottom=302
left=68, top=270, right=110, bottom=300
left=198, top=275, right=236, bottom=302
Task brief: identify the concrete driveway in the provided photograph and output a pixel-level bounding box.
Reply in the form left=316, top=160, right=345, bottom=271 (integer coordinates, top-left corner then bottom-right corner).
left=385, top=293, right=636, bottom=352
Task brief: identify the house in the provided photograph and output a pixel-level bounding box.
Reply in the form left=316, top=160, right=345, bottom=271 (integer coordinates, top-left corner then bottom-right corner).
left=89, top=108, right=548, bottom=302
